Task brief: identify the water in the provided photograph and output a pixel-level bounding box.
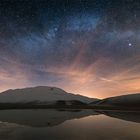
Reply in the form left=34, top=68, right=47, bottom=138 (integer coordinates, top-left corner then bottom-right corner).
left=0, top=109, right=140, bottom=140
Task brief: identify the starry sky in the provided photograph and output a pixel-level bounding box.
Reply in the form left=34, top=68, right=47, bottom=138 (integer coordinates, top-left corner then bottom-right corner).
left=0, top=0, right=140, bottom=98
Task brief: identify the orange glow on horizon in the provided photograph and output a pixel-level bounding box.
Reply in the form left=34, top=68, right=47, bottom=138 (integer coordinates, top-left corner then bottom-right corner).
left=0, top=45, right=140, bottom=99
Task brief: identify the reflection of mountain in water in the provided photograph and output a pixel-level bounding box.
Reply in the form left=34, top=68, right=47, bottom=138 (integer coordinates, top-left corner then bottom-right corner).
left=99, top=111, right=140, bottom=123
left=0, top=109, right=98, bottom=127
left=0, top=109, right=139, bottom=129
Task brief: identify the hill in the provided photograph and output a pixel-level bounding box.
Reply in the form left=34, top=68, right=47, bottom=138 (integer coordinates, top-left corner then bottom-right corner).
left=0, top=86, right=97, bottom=104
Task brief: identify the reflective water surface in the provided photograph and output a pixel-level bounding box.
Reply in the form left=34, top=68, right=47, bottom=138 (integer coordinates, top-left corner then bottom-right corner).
left=0, top=109, right=140, bottom=140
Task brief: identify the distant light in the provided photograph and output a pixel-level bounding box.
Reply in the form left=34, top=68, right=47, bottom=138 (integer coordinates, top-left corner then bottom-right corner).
left=128, top=43, right=132, bottom=47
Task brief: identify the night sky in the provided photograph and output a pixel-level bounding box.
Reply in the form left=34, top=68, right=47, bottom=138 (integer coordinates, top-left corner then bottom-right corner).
left=0, top=0, right=140, bottom=98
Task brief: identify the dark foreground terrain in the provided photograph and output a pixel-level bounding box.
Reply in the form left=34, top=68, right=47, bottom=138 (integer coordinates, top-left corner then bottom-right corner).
left=0, top=103, right=139, bottom=111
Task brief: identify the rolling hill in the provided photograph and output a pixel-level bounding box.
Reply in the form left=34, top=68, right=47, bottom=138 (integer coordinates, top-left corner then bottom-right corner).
left=90, top=93, right=140, bottom=109
left=0, top=86, right=97, bottom=104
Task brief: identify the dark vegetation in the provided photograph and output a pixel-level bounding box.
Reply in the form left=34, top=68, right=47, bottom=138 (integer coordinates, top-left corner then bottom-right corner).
left=0, top=100, right=87, bottom=110
left=0, top=103, right=140, bottom=111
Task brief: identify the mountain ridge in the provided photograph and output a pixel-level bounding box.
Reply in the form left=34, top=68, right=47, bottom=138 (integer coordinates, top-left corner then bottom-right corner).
left=0, top=86, right=98, bottom=104
left=90, top=93, right=140, bottom=108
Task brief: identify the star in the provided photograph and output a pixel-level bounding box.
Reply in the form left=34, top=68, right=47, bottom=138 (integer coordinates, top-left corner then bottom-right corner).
left=128, top=43, right=132, bottom=47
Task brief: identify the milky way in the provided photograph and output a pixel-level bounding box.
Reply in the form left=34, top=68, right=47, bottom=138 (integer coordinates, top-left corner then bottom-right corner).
left=0, top=0, right=140, bottom=98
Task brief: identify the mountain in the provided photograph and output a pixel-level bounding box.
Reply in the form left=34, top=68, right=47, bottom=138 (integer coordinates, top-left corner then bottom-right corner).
left=90, top=93, right=140, bottom=108
left=0, top=86, right=97, bottom=104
